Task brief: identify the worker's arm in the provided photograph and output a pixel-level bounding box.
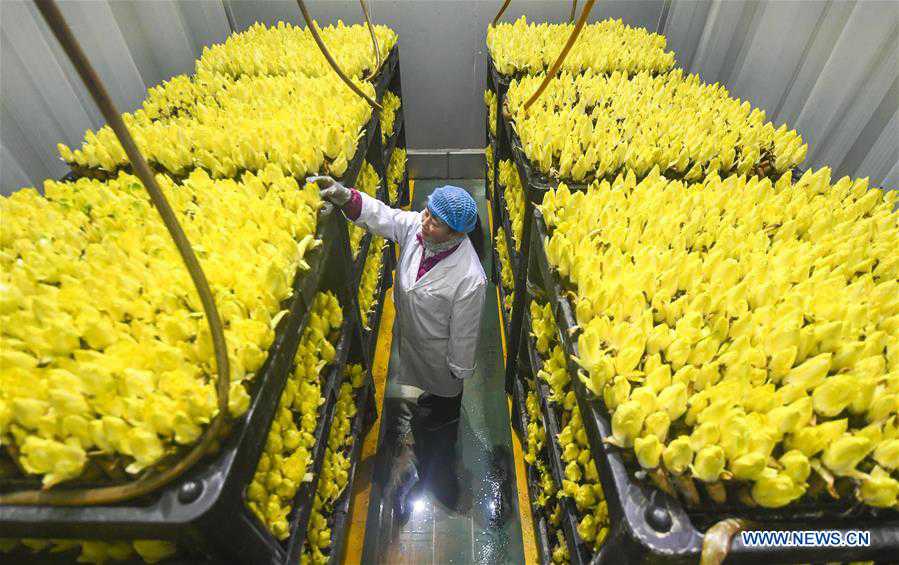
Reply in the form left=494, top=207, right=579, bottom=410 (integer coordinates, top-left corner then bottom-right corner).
left=310, top=175, right=419, bottom=243
left=351, top=190, right=420, bottom=243
left=447, top=282, right=486, bottom=380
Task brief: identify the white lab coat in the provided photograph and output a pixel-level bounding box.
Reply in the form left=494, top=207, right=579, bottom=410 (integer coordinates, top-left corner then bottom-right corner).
left=351, top=191, right=487, bottom=397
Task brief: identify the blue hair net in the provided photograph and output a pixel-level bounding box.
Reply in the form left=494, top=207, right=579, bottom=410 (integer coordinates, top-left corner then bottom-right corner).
left=426, top=185, right=478, bottom=234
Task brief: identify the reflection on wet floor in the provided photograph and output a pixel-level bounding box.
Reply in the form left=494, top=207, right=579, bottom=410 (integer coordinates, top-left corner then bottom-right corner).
left=360, top=180, right=525, bottom=564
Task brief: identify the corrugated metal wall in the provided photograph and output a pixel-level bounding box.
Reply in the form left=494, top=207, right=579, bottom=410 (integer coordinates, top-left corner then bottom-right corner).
left=665, top=0, right=898, bottom=187
left=2, top=0, right=896, bottom=193
left=1, top=0, right=230, bottom=192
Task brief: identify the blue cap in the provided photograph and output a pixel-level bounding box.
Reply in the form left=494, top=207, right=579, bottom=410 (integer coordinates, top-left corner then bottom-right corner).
left=427, top=185, right=478, bottom=233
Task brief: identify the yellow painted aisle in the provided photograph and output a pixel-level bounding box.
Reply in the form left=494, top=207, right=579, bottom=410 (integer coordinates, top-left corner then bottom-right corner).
left=340, top=179, right=537, bottom=564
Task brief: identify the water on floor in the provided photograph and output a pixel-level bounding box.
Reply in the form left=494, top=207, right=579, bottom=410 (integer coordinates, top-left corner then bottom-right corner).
left=360, top=179, right=525, bottom=564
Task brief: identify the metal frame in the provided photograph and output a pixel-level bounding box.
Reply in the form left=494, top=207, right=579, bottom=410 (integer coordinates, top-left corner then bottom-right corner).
left=3, top=43, right=405, bottom=565
left=527, top=209, right=899, bottom=563
left=487, top=45, right=899, bottom=563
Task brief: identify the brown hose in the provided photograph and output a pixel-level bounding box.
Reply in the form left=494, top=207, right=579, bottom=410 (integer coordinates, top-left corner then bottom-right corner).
left=569, top=0, right=578, bottom=22
left=0, top=0, right=231, bottom=506
left=492, top=0, right=512, bottom=26
left=522, top=0, right=595, bottom=112
left=700, top=518, right=758, bottom=565
left=297, top=0, right=383, bottom=111
left=359, top=0, right=382, bottom=81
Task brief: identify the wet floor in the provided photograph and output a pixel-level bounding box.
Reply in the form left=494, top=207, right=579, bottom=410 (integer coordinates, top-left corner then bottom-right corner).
left=360, top=179, right=525, bottom=564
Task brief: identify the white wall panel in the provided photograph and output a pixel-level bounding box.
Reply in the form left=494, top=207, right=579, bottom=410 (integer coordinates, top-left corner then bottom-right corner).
left=668, top=0, right=898, bottom=187
left=0, top=0, right=230, bottom=194
left=1, top=0, right=896, bottom=191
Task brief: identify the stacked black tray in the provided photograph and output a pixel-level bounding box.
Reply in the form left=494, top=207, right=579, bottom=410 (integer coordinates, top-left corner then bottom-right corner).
left=488, top=45, right=899, bottom=563
left=525, top=209, right=899, bottom=563
left=3, top=44, right=405, bottom=565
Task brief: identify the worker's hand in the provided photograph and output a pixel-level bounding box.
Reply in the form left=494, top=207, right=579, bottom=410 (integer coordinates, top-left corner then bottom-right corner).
left=307, top=175, right=351, bottom=206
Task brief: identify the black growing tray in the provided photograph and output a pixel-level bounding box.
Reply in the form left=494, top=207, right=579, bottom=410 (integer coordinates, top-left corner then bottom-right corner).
left=362, top=246, right=390, bottom=362
left=492, top=244, right=512, bottom=340
left=0, top=204, right=358, bottom=564
left=491, top=45, right=807, bottom=402
left=322, top=367, right=377, bottom=565
left=339, top=112, right=382, bottom=193
left=354, top=234, right=390, bottom=361
left=59, top=46, right=399, bottom=186
left=373, top=46, right=400, bottom=106
left=528, top=209, right=899, bottom=563
left=383, top=108, right=404, bottom=165
left=510, top=373, right=555, bottom=565
left=487, top=55, right=512, bottom=92
left=337, top=46, right=398, bottom=189
left=485, top=76, right=496, bottom=206
left=353, top=232, right=375, bottom=280
left=58, top=170, right=81, bottom=183
left=497, top=180, right=520, bottom=272
left=282, top=321, right=357, bottom=564
left=490, top=55, right=799, bottom=195
left=486, top=72, right=503, bottom=241
left=0, top=550, right=211, bottom=565
left=3, top=45, right=399, bottom=565
left=488, top=155, right=520, bottom=282
left=388, top=168, right=409, bottom=209
left=399, top=173, right=411, bottom=208
left=522, top=311, right=602, bottom=565
left=485, top=149, right=494, bottom=204
left=488, top=219, right=499, bottom=288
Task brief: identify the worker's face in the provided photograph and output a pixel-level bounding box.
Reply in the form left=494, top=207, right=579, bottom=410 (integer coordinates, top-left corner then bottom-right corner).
left=422, top=208, right=456, bottom=243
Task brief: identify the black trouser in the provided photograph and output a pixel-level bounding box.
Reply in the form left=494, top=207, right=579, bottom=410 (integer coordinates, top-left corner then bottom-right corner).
left=412, top=388, right=462, bottom=510
left=427, top=388, right=463, bottom=421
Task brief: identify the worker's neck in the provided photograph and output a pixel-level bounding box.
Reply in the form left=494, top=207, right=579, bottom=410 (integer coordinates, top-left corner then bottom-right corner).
left=419, top=232, right=464, bottom=255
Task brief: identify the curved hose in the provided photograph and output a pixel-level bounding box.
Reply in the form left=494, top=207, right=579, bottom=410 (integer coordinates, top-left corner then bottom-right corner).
left=522, top=0, right=595, bottom=112
left=1, top=0, right=231, bottom=506
left=359, top=0, right=382, bottom=81
left=569, top=0, right=578, bottom=22
left=297, top=0, right=383, bottom=112
left=700, top=518, right=758, bottom=565
left=492, top=0, right=512, bottom=26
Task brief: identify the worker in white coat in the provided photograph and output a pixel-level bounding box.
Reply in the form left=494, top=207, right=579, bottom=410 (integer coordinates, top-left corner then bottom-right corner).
left=308, top=176, right=487, bottom=429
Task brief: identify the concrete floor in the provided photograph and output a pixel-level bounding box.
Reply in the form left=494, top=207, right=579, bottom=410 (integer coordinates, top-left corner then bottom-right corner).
left=359, top=179, right=526, bottom=565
